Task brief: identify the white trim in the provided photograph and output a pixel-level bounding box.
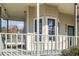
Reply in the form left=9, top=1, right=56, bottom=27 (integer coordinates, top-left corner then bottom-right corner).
left=75, top=4, right=77, bottom=45
left=33, top=16, right=58, bottom=36
left=37, top=3, right=39, bottom=55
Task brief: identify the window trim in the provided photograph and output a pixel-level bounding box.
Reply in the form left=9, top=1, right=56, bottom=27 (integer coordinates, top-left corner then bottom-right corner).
left=33, top=17, right=44, bottom=34
left=46, top=16, right=58, bottom=41
left=46, top=16, right=58, bottom=35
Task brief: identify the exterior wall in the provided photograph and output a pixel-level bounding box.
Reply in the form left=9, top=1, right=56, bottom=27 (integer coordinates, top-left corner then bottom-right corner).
left=40, top=4, right=74, bottom=35
left=29, top=6, right=36, bottom=33
left=58, top=13, right=74, bottom=35
left=26, top=4, right=76, bottom=51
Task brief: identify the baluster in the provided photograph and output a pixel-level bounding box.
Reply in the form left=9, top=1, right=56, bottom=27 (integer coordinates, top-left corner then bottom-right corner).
left=69, top=36, right=70, bottom=48
left=51, top=35, right=53, bottom=54
left=31, top=34, right=32, bottom=55
left=58, top=36, right=60, bottom=52
left=72, top=36, right=73, bottom=46
left=47, top=35, right=49, bottom=55
left=16, top=34, right=18, bottom=56
left=11, top=34, right=12, bottom=55
left=25, top=34, right=27, bottom=55
left=65, top=36, right=67, bottom=49
left=40, top=34, right=42, bottom=55
left=21, top=34, right=23, bottom=55
left=55, top=35, right=57, bottom=53
left=43, top=35, right=45, bottom=55
left=62, top=36, right=63, bottom=50
left=5, top=33, right=7, bottom=54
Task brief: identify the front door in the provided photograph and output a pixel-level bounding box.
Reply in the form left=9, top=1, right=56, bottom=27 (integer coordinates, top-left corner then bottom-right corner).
left=68, top=26, right=74, bottom=47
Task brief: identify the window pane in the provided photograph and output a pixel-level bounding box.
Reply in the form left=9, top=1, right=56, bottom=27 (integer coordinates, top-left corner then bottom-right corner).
left=8, top=20, right=24, bottom=33
left=1, top=18, right=7, bottom=33
left=48, top=19, right=55, bottom=35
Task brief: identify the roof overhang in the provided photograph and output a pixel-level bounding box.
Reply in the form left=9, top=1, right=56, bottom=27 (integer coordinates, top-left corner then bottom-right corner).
left=0, top=3, right=79, bottom=19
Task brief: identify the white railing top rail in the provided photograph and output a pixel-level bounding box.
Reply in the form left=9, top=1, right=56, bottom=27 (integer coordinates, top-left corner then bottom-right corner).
left=0, top=33, right=79, bottom=37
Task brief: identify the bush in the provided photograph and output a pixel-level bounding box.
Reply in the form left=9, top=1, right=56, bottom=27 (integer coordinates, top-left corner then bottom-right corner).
left=61, top=45, right=79, bottom=56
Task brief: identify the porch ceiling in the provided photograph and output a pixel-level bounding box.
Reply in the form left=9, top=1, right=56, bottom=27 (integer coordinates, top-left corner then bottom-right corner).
left=0, top=3, right=79, bottom=20
left=1, top=3, right=36, bottom=19
left=47, top=3, right=74, bottom=15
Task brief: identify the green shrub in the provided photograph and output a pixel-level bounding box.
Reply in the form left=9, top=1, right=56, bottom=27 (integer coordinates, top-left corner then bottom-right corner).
left=61, top=45, right=79, bottom=56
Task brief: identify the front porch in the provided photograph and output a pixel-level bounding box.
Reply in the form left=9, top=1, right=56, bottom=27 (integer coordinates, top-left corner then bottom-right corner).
left=0, top=3, right=79, bottom=56
left=0, top=33, right=78, bottom=56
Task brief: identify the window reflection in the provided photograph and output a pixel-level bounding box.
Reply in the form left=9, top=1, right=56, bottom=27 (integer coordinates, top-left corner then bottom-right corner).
left=1, top=19, right=24, bottom=33
left=1, top=18, right=7, bottom=33
left=8, top=20, right=24, bottom=33
left=1, top=18, right=24, bottom=46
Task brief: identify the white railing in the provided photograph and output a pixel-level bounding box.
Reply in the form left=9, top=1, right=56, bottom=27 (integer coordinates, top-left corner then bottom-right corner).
left=0, top=33, right=78, bottom=56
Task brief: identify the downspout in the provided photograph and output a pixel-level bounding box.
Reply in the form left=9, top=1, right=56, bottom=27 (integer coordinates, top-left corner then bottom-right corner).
left=74, top=3, right=77, bottom=45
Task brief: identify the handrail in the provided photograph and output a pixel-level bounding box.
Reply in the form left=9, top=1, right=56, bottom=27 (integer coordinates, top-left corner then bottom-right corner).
left=0, top=33, right=78, bottom=37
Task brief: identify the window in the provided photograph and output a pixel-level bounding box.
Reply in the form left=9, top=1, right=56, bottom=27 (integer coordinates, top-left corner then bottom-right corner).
left=1, top=18, right=7, bottom=33
left=48, top=19, right=55, bottom=41
left=8, top=20, right=24, bottom=33
left=35, top=19, right=42, bottom=34
left=35, top=19, right=42, bottom=41
left=8, top=20, right=24, bottom=42
left=1, top=19, right=24, bottom=43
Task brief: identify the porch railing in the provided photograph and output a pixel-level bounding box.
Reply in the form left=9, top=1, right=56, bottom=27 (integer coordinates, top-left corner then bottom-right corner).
left=0, top=33, right=78, bottom=56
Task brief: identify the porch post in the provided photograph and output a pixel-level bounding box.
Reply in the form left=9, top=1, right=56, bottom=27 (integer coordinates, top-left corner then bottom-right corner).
left=26, top=6, right=31, bottom=51
left=74, top=3, right=77, bottom=45
left=0, top=7, right=1, bottom=32
left=37, top=3, right=40, bottom=55
left=26, top=6, right=29, bottom=33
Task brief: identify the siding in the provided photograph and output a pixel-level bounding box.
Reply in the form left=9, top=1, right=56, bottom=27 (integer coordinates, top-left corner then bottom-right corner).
left=26, top=4, right=75, bottom=35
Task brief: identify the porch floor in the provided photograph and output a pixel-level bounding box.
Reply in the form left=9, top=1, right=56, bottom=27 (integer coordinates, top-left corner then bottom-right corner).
left=0, top=49, right=61, bottom=56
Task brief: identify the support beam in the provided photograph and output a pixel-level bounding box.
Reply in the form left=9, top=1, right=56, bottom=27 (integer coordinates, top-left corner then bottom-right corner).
left=37, top=3, right=40, bottom=55
left=74, top=3, right=77, bottom=45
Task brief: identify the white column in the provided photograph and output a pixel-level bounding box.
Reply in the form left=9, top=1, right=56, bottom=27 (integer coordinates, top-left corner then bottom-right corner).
left=24, top=11, right=26, bottom=33
left=27, top=6, right=29, bottom=33
left=56, top=19, right=59, bottom=50
left=26, top=6, right=31, bottom=51
left=37, top=3, right=40, bottom=55
left=74, top=3, right=77, bottom=45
